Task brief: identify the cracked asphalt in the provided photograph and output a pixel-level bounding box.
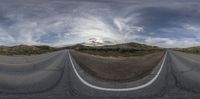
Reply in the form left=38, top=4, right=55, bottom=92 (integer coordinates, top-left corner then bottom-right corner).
left=0, top=50, right=199, bottom=99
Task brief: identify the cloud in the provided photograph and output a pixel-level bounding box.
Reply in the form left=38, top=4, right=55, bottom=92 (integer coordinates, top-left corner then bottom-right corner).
left=0, top=0, right=200, bottom=47
left=143, top=37, right=200, bottom=48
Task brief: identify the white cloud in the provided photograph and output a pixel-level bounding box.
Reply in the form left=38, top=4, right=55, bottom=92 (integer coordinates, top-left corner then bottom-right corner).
left=141, top=36, right=200, bottom=48
left=71, top=16, right=123, bottom=42
left=0, top=28, right=15, bottom=45
left=0, top=0, right=200, bottom=48
left=183, top=24, right=200, bottom=36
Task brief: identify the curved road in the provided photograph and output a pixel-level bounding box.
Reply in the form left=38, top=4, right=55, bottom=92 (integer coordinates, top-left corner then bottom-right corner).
left=0, top=50, right=199, bottom=99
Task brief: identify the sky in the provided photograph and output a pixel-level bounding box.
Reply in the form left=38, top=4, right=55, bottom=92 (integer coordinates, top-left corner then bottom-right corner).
left=0, top=0, right=200, bottom=48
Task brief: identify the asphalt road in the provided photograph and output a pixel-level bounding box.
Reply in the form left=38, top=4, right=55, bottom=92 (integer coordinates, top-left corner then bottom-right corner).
left=0, top=50, right=199, bottom=99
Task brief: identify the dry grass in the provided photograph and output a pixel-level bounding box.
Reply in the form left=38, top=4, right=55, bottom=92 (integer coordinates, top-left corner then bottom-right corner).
left=172, top=47, right=200, bottom=55
left=70, top=50, right=165, bottom=82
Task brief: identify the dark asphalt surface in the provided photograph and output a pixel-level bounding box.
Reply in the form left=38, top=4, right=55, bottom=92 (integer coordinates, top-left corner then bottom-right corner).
left=0, top=50, right=199, bottom=99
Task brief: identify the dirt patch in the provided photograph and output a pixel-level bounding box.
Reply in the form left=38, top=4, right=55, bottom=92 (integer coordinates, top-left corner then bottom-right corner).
left=70, top=50, right=165, bottom=82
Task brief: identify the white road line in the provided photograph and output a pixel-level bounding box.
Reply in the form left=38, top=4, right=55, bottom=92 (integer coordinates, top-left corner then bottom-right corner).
left=68, top=50, right=167, bottom=91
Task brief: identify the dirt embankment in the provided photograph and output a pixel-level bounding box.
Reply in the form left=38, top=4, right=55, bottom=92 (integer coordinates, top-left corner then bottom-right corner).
left=70, top=50, right=165, bottom=82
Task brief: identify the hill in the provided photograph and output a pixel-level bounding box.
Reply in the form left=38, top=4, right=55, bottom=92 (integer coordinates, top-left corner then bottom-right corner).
left=0, top=45, right=61, bottom=55
left=172, top=46, right=200, bottom=54
left=69, top=42, right=164, bottom=57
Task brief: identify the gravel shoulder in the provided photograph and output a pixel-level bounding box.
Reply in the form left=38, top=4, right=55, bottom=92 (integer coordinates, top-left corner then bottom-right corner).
left=70, top=50, right=165, bottom=82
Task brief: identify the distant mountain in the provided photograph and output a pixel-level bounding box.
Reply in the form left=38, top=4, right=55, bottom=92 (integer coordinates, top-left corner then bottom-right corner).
left=81, top=38, right=115, bottom=46
left=81, top=42, right=104, bottom=46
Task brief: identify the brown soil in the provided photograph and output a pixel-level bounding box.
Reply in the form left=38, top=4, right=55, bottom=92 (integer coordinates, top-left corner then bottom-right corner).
left=70, top=50, right=165, bottom=82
